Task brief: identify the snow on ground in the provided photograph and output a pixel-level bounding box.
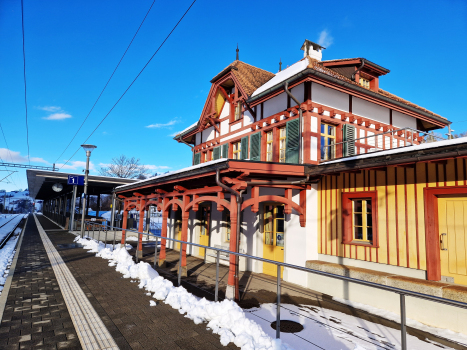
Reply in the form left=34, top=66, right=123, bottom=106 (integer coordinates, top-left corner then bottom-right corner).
left=0, top=224, right=22, bottom=295
left=74, top=235, right=294, bottom=350
left=0, top=215, right=23, bottom=241
left=73, top=235, right=465, bottom=350
left=245, top=303, right=466, bottom=350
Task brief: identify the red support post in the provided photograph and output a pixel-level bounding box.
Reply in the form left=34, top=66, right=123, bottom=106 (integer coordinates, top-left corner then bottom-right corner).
left=120, top=209, right=128, bottom=245
left=158, top=210, right=169, bottom=267
left=137, top=200, right=146, bottom=259
left=227, top=195, right=238, bottom=293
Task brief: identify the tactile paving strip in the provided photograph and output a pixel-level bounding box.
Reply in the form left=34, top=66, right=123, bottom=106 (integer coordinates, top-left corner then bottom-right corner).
left=34, top=215, right=119, bottom=350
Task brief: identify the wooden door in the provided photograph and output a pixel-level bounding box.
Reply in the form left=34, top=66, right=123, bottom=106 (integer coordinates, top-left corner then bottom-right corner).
left=174, top=208, right=182, bottom=251
left=263, top=204, right=285, bottom=277
left=199, top=205, right=211, bottom=257
left=438, top=197, right=467, bottom=285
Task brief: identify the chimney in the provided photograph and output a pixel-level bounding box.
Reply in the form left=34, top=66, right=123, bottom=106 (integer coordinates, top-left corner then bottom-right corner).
left=300, top=39, right=325, bottom=61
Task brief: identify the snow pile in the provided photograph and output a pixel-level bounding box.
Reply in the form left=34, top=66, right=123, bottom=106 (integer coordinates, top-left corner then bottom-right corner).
left=73, top=236, right=294, bottom=350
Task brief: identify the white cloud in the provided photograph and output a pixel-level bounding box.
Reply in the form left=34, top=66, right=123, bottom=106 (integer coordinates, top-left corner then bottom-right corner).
left=169, top=131, right=180, bottom=137
left=56, top=160, right=95, bottom=171
left=0, top=148, right=48, bottom=164
left=43, top=113, right=72, bottom=120
left=318, top=29, right=333, bottom=48
left=146, top=120, right=178, bottom=129
left=37, top=106, right=61, bottom=112
left=145, top=164, right=170, bottom=170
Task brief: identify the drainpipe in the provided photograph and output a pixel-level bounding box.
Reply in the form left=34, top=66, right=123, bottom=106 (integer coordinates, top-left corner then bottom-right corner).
left=179, top=136, right=195, bottom=165
left=216, top=169, right=243, bottom=300
left=351, top=59, right=366, bottom=82
left=284, top=81, right=303, bottom=164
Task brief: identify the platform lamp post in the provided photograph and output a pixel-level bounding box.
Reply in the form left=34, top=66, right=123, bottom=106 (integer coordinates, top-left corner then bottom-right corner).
left=80, top=144, right=97, bottom=238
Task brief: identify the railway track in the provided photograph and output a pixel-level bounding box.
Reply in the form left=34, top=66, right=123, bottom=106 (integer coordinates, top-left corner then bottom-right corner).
left=0, top=214, right=24, bottom=249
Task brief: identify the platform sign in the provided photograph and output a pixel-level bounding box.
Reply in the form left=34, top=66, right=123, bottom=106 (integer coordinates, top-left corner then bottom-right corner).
left=67, top=175, right=85, bottom=186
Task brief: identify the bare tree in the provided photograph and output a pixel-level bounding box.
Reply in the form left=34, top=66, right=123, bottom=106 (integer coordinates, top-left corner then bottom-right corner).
left=453, top=131, right=467, bottom=139
left=98, top=155, right=150, bottom=179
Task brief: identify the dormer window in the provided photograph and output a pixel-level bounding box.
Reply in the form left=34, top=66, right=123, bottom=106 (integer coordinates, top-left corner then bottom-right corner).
left=359, top=77, right=370, bottom=89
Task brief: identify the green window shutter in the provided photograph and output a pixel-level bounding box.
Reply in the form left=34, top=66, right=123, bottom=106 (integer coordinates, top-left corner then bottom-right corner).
left=240, top=136, right=249, bottom=160
left=285, top=118, right=300, bottom=163
left=343, top=124, right=356, bottom=157
left=193, top=153, right=201, bottom=165
left=250, top=132, right=261, bottom=161
left=213, top=146, right=220, bottom=160
left=221, top=143, right=229, bottom=158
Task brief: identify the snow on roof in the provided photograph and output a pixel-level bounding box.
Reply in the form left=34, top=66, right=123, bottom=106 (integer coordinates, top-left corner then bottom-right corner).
left=116, top=158, right=228, bottom=190
left=173, top=121, right=198, bottom=138
left=251, top=58, right=309, bottom=97
left=322, top=137, right=467, bottom=165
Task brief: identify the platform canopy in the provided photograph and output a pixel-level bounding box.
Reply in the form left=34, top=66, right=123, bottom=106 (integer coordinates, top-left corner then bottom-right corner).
left=27, top=169, right=137, bottom=200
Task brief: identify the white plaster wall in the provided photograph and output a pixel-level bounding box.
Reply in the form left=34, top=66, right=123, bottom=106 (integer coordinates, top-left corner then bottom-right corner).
left=283, top=190, right=308, bottom=287
left=244, top=110, right=254, bottom=126
left=220, top=128, right=250, bottom=142
left=310, top=136, right=318, bottom=161
left=195, top=133, right=201, bottom=146
left=220, top=120, right=229, bottom=135
left=353, top=97, right=390, bottom=124
left=392, top=110, right=417, bottom=129
left=291, top=83, right=305, bottom=104
left=263, top=92, right=287, bottom=118
left=220, top=101, right=230, bottom=119
left=201, top=127, right=215, bottom=143
left=306, top=184, right=319, bottom=262
left=312, top=83, right=349, bottom=112
left=310, top=116, right=318, bottom=133
left=231, top=122, right=242, bottom=131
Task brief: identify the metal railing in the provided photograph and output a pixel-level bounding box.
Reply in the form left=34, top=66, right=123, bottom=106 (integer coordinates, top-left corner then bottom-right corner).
left=83, top=221, right=467, bottom=349
left=321, top=127, right=445, bottom=162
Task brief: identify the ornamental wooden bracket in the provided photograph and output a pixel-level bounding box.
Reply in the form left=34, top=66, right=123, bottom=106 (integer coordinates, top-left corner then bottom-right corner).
left=218, top=86, right=233, bottom=104
left=348, top=116, right=356, bottom=123
left=193, top=194, right=199, bottom=212
left=330, top=110, right=337, bottom=118
left=217, top=192, right=224, bottom=212
left=174, top=185, right=187, bottom=192
left=357, top=118, right=364, bottom=126
left=155, top=189, right=167, bottom=194
left=118, top=195, right=127, bottom=199
left=232, top=182, right=248, bottom=191
left=133, top=192, right=144, bottom=197
left=207, top=117, right=221, bottom=134
left=243, top=99, right=256, bottom=119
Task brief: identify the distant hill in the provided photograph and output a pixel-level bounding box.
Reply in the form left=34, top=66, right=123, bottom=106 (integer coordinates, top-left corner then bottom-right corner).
left=0, top=189, right=40, bottom=213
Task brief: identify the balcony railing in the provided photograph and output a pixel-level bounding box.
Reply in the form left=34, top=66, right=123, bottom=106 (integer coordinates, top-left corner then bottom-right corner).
left=321, top=127, right=445, bottom=162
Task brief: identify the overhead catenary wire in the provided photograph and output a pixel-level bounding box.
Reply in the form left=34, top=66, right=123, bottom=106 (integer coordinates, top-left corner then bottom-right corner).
left=21, top=0, right=30, bottom=165
left=53, top=0, right=157, bottom=164
left=59, top=0, right=198, bottom=170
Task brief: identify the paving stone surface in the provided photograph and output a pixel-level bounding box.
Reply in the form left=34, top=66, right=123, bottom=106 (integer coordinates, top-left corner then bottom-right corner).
left=46, top=226, right=239, bottom=350
left=0, top=215, right=82, bottom=350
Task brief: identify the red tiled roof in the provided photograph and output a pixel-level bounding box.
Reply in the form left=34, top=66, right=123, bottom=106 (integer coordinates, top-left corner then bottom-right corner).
left=212, top=60, right=275, bottom=97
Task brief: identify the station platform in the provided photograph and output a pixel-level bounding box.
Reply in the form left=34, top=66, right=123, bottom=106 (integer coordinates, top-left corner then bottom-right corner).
left=0, top=215, right=238, bottom=350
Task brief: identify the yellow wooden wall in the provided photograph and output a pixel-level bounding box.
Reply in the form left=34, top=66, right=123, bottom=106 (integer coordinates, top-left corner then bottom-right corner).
left=318, top=158, right=467, bottom=270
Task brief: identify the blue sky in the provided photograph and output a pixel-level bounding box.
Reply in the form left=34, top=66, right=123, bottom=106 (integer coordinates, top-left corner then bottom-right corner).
left=0, top=0, right=466, bottom=191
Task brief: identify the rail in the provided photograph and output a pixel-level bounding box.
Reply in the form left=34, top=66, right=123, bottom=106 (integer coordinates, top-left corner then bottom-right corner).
left=0, top=215, right=24, bottom=249
left=83, top=221, right=467, bottom=349
left=321, top=127, right=445, bottom=162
